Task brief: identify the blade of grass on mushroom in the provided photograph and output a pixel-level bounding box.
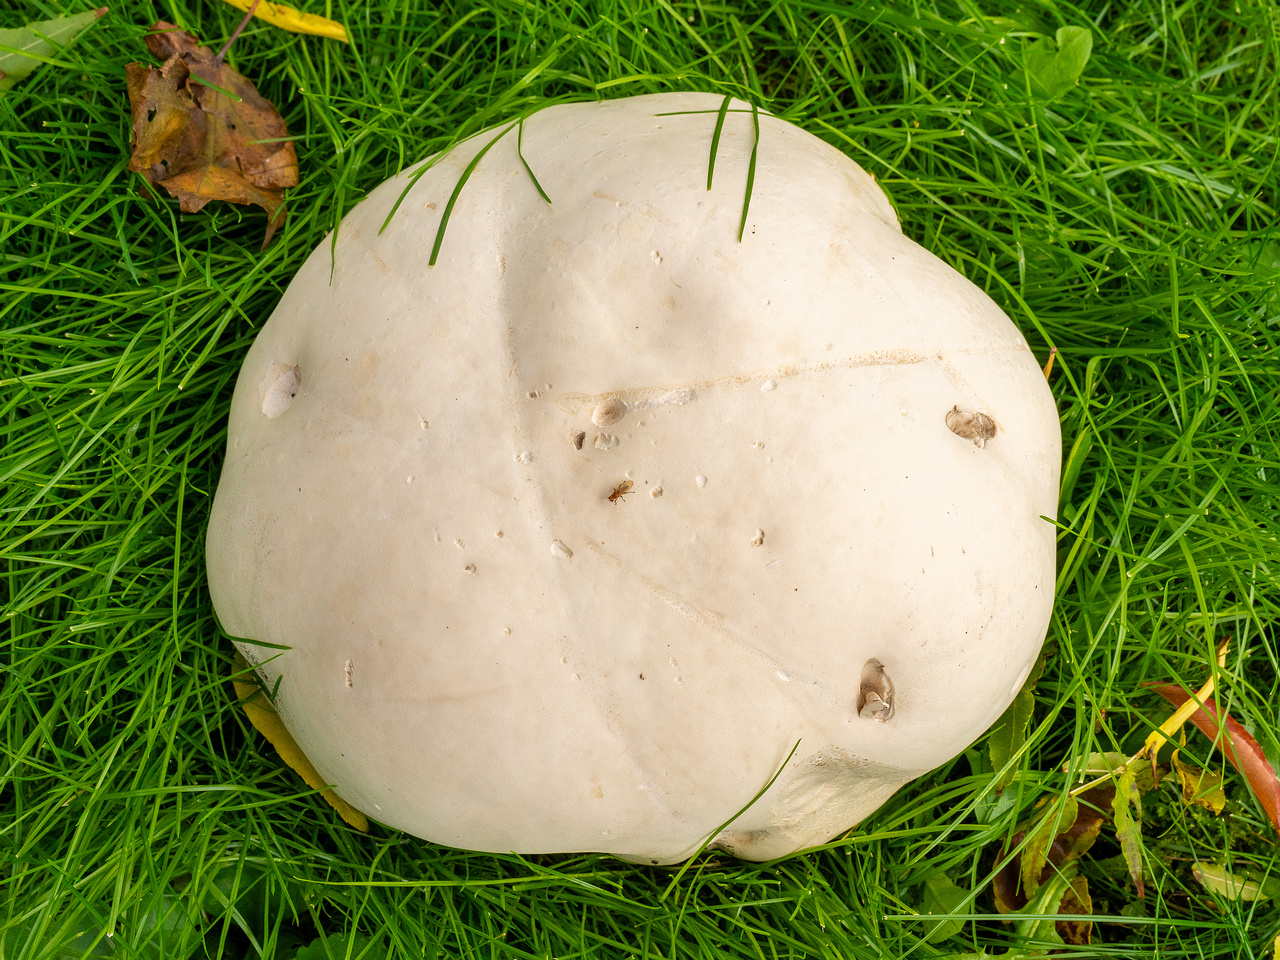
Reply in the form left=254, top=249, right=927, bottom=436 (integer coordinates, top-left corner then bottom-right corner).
left=737, top=100, right=760, bottom=242
left=428, top=122, right=517, bottom=266
left=706, top=94, right=732, bottom=189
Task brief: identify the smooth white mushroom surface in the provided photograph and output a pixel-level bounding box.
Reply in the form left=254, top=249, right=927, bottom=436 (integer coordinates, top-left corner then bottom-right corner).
left=206, top=92, right=1060, bottom=864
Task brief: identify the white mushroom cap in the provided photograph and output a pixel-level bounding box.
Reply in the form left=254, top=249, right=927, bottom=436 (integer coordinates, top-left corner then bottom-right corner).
left=206, top=92, right=1059, bottom=863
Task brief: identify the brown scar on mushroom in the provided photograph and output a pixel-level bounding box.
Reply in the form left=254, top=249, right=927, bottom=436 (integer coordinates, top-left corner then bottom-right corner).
left=857, top=659, right=895, bottom=722
left=945, top=406, right=997, bottom=447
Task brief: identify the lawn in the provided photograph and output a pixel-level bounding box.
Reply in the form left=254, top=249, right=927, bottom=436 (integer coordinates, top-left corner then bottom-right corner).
left=2, top=0, right=1279, bottom=957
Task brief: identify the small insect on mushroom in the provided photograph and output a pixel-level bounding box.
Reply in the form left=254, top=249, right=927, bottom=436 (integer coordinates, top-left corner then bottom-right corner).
left=608, top=480, right=634, bottom=503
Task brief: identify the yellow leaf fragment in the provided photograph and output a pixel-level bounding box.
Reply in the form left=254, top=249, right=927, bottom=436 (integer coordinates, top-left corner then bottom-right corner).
left=232, top=653, right=369, bottom=831
left=1041, top=345, right=1058, bottom=379
left=220, top=0, right=348, bottom=42
left=1171, top=749, right=1227, bottom=814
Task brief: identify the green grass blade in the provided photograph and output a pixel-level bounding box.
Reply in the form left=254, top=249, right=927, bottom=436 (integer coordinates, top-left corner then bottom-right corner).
left=737, top=99, right=760, bottom=242
left=516, top=114, right=552, bottom=205
left=660, top=739, right=801, bottom=900
left=429, top=122, right=516, bottom=267
left=706, top=94, right=731, bottom=190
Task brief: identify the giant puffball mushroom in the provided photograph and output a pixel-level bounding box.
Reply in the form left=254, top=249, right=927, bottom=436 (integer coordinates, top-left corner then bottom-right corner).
left=206, top=92, right=1060, bottom=864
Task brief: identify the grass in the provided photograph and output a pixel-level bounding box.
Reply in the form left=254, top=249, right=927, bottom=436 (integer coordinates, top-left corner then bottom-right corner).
left=2, top=0, right=1279, bottom=957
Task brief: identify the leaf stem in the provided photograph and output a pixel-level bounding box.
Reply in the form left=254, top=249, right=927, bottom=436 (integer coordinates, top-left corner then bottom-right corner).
left=215, top=0, right=262, bottom=64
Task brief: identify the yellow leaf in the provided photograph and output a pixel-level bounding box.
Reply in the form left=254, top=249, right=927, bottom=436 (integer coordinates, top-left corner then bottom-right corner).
left=220, top=0, right=348, bottom=42
left=232, top=653, right=369, bottom=832
left=1171, top=749, right=1227, bottom=814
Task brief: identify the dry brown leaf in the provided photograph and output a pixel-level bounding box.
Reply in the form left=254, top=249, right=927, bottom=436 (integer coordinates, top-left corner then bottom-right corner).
left=126, top=21, right=297, bottom=246
left=1056, top=874, right=1092, bottom=945
left=231, top=652, right=369, bottom=832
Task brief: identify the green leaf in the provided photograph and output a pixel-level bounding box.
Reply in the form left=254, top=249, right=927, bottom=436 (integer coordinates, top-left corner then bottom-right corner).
left=1011, top=868, right=1073, bottom=947
left=1111, top=767, right=1145, bottom=898
left=1023, top=26, right=1093, bottom=98
left=130, top=893, right=201, bottom=960
left=429, top=123, right=517, bottom=266
left=197, top=859, right=304, bottom=949
left=0, top=8, right=107, bottom=96
left=919, top=875, right=969, bottom=944
left=1, top=916, right=118, bottom=958
left=288, top=932, right=372, bottom=960
left=1021, top=796, right=1077, bottom=899
left=988, top=652, right=1045, bottom=792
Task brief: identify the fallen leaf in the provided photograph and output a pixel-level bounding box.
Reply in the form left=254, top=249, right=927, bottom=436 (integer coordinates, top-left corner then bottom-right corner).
left=1111, top=765, right=1145, bottom=898
left=231, top=652, right=369, bottom=831
left=1011, top=870, right=1072, bottom=946
left=989, top=651, right=1045, bottom=792
left=1171, top=749, right=1228, bottom=814
left=994, top=785, right=1110, bottom=914
left=1022, top=797, right=1077, bottom=899
left=1023, top=26, right=1093, bottom=98
left=1192, top=861, right=1280, bottom=902
left=220, top=0, right=348, bottom=42
left=126, top=21, right=298, bottom=246
left=1056, top=874, right=1092, bottom=946
left=1146, top=682, right=1280, bottom=839
left=919, top=875, right=968, bottom=944
left=0, top=7, right=107, bottom=96
left=292, top=933, right=374, bottom=960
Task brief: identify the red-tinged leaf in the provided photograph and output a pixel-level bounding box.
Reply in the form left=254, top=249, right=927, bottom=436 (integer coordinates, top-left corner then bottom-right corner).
left=1147, top=682, right=1280, bottom=839
left=1111, top=766, right=1145, bottom=898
